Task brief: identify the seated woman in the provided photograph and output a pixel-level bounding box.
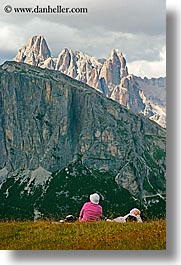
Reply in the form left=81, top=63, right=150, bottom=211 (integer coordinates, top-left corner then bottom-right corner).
left=79, top=193, right=102, bottom=222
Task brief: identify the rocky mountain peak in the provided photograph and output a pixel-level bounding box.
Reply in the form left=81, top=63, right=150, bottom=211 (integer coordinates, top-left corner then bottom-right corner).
left=13, top=36, right=166, bottom=127
left=100, top=48, right=128, bottom=86
left=109, top=49, right=127, bottom=68
left=110, top=49, right=123, bottom=59
left=14, top=35, right=51, bottom=66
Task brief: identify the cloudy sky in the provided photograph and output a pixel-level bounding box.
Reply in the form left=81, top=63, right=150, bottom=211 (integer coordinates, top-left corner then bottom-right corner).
left=0, top=0, right=166, bottom=78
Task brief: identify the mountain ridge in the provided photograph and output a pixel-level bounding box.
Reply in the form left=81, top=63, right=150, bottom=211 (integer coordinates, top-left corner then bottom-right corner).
left=0, top=61, right=166, bottom=219
left=13, top=36, right=166, bottom=128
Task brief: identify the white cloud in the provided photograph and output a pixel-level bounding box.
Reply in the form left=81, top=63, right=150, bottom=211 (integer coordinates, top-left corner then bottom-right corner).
left=0, top=24, right=24, bottom=51
left=1, top=0, right=166, bottom=35
left=160, top=45, right=166, bottom=61
left=127, top=46, right=166, bottom=78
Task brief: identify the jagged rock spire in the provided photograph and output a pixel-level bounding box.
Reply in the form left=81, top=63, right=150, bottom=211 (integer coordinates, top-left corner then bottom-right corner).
left=14, top=35, right=51, bottom=66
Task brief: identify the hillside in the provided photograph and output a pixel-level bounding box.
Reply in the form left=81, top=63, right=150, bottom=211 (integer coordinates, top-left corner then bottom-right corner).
left=0, top=61, right=166, bottom=220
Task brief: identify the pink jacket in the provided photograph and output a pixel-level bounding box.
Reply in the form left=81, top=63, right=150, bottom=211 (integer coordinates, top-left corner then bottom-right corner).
left=79, top=202, right=102, bottom=222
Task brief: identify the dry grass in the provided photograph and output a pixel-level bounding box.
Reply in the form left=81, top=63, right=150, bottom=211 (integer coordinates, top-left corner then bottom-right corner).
left=0, top=219, right=166, bottom=250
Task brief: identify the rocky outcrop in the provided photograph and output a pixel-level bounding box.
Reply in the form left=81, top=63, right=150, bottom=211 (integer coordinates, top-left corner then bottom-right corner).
left=14, top=36, right=166, bottom=127
left=14, top=35, right=51, bottom=66
left=135, top=76, right=166, bottom=128
left=55, top=48, right=103, bottom=91
left=99, top=49, right=128, bottom=94
left=110, top=74, right=145, bottom=113
left=0, top=61, right=166, bottom=219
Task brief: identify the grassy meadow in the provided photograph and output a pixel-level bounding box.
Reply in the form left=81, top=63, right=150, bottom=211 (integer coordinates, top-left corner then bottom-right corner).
left=0, top=219, right=166, bottom=250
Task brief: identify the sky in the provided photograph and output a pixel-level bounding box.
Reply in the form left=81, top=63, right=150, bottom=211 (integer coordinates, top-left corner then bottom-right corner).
left=0, top=0, right=166, bottom=78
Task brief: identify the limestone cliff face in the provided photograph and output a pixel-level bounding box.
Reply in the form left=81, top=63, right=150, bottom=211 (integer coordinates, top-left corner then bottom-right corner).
left=110, top=75, right=145, bottom=113
left=13, top=36, right=166, bottom=128
left=0, top=61, right=165, bottom=189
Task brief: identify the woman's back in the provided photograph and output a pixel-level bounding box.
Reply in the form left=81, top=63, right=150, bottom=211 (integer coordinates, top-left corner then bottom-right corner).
left=79, top=193, right=102, bottom=222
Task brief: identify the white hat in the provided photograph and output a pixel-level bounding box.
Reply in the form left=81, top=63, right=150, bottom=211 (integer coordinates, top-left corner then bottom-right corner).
left=90, top=193, right=100, bottom=204
left=129, top=208, right=142, bottom=222
left=129, top=208, right=141, bottom=217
